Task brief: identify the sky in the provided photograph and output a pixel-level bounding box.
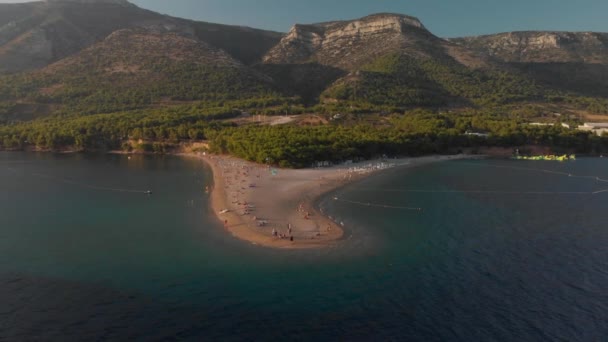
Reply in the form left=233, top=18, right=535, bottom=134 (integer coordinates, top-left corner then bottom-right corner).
left=1, top=0, right=607, bottom=37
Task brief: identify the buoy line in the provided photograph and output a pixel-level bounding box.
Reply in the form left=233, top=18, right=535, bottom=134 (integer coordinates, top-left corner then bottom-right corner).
left=350, top=188, right=599, bottom=196
left=333, top=197, right=422, bottom=211
left=331, top=160, right=608, bottom=209
left=459, top=162, right=608, bottom=183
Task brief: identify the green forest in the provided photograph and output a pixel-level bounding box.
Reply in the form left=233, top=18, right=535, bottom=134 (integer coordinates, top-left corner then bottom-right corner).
left=2, top=104, right=607, bottom=168
left=2, top=49, right=608, bottom=167
left=207, top=112, right=606, bottom=168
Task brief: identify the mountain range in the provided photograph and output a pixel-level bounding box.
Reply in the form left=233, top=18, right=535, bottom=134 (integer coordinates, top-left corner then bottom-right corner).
left=1, top=0, right=608, bottom=123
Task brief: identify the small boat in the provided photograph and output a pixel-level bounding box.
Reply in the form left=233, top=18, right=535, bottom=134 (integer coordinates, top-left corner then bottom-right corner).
left=219, top=209, right=230, bottom=214
left=145, top=190, right=152, bottom=195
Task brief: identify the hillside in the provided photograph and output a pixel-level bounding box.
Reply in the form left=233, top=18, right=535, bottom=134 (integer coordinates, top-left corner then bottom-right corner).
left=319, top=52, right=543, bottom=109
left=450, top=31, right=608, bottom=64
left=261, top=14, right=552, bottom=109
left=0, top=0, right=282, bottom=73
left=262, top=13, right=500, bottom=107
left=0, top=27, right=283, bottom=119
left=451, top=32, right=608, bottom=98
left=263, top=14, right=439, bottom=69
left=0, top=0, right=162, bottom=73
left=1, top=5, right=607, bottom=159
left=1, top=4, right=607, bottom=117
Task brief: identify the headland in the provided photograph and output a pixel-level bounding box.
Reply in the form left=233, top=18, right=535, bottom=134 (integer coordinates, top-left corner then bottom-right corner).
left=186, top=153, right=478, bottom=249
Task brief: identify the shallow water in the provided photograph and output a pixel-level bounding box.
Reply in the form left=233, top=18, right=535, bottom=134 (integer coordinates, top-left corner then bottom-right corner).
left=1, top=152, right=607, bottom=340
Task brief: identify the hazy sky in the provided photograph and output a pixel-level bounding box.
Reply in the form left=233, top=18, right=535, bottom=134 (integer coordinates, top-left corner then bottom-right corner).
left=1, top=0, right=607, bottom=37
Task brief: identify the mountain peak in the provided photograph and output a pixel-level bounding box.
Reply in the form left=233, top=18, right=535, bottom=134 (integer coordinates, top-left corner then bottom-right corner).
left=357, top=13, right=425, bottom=29
left=264, top=12, right=433, bottom=69
left=306, top=12, right=426, bottom=32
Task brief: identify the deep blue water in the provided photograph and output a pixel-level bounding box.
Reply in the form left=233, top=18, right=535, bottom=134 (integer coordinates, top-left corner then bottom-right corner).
left=1, top=152, right=608, bottom=341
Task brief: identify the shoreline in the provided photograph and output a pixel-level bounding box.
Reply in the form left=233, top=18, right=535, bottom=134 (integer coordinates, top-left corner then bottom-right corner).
left=185, top=153, right=481, bottom=249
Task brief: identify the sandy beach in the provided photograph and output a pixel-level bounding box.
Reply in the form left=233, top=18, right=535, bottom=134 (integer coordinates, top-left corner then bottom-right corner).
left=187, top=153, right=477, bottom=249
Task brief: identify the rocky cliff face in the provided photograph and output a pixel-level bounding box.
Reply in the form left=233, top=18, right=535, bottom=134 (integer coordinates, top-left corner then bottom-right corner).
left=451, top=31, right=608, bottom=63
left=263, top=13, right=437, bottom=70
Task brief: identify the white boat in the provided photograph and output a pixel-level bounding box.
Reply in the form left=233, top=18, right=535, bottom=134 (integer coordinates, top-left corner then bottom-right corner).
left=219, top=209, right=230, bottom=214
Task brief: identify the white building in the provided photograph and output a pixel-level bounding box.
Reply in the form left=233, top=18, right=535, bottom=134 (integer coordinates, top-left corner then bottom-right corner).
left=464, top=131, right=489, bottom=137
left=578, top=123, right=608, bottom=136
left=528, top=122, right=570, bottom=128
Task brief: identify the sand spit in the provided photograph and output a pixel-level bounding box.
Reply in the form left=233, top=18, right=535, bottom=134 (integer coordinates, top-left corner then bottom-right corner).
left=185, top=153, right=478, bottom=249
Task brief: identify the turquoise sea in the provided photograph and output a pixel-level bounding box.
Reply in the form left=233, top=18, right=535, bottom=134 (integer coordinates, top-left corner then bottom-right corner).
left=1, top=152, right=608, bottom=340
